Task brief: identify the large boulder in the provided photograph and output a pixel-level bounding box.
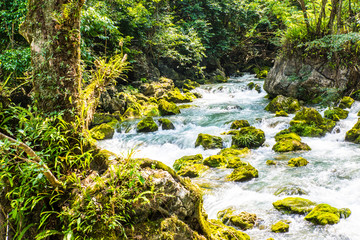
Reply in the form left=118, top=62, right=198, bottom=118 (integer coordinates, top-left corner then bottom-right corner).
left=304, top=204, right=341, bottom=225
left=195, top=133, right=223, bottom=149
left=265, top=95, right=301, bottom=113
left=273, top=197, right=316, bottom=214
left=158, top=118, right=175, bottom=130
left=158, top=99, right=181, bottom=116
left=324, top=107, right=349, bottom=121
left=165, top=88, right=195, bottom=103
left=231, top=127, right=265, bottom=148
left=90, top=123, right=115, bottom=140
left=345, top=119, right=360, bottom=143
left=173, top=154, right=203, bottom=171
left=136, top=117, right=159, bottom=132
left=203, top=155, right=227, bottom=168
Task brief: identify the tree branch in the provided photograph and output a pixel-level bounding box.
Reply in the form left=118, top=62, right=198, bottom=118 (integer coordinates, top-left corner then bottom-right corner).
left=0, top=132, right=63, bottom=188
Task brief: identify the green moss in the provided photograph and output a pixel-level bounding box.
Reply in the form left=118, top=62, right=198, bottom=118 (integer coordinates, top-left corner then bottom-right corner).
left=293, top=107, right=324, bottom=125
left=195, top=133, right=223, bottom=149
left=219, top=147, right=250, bottom=158
left=158, top=99, right=181, bottom=116
left=90, top=123, right=115, bottom=140
left=345, top=119, right=360, bottom=143
left=182, top=79, right=200, bottom=91
left=275, top=110, right=288, bottom=117
left=230, top=120, right=250, bottom=129
left=304, top=204, right=340, bottom=225
left=273, top=139, right=311, bottom=152
left=177, top=164, right=209, bottom=178
left=91, top=113, right=120, bottom=126
left=265, top=95, right=301, bottom=113
left=231, top=127, right=265, bottom=148
left=338, top=96, right=355, bottom=109
left=271, top=221, right=289, bottom=233
left=226, top=163, right=259, bottom=182
left=324, top=107, right=349, bottom=121
left=288, top=157, right=308, bottom=167
left=179, top=104, right=197, bottom=109
left=339, top=208, right=351, bottom=219
left=273, top=197, right=316, bottom=214
left=158, top=118, right=175, bottom=130
left=143, top=104, right=161, bottom=117
left=217, top=208, right=257, bottom=230
left=173, top=154, right=203, bottom=171
left=350, top=90, right=360, bottom=101
left=275, top=132, right=301, bottom=142
left=207, top=219, right=250, bottom=240
left=226, top=157, right=249, bottom=169
left=203, top=155, right=227, bottom=168
left=123, top=106, right=142, bottom=119
left=266, top=160, right=277, bottom=165
left=136, top=117, right=158, bottom=132
left=165, top=88, right=194, bottom=103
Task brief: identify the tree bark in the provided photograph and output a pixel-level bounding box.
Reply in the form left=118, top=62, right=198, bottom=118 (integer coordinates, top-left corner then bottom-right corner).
left=337, top=0, right=343, bottom=33
left=297, top=0, right=312, bottom=35
left=316, top=0, right=328, bottom=35
left=327, top=0, right=339, bottom=34
left=20, top=0, right=85, bottom=121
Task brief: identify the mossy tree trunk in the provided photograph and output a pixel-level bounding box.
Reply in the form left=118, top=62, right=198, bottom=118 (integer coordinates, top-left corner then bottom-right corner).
left=20, top=0, right=85, bottom=121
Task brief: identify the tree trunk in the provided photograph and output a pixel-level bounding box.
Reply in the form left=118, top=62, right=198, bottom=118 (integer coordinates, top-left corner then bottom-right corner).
left=327, top=0, right=339, bottom=34
left=316, top=0, right=328, bottom=35
left=337, top=0, right=343, bottom=33
left=297, top=0, right=312, bottom=35
left=20, top=0, right=85, bottom=121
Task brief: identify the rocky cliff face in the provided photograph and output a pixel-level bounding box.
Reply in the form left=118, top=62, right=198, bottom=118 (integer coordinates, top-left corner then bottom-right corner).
left=264, top=55, right=360, bottom=102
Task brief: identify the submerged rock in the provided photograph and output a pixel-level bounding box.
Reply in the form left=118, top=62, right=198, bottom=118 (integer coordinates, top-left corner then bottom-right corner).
left=324, top=107, right=349, bottom=121
left=195, top=133, right=223, bottom=149
left=273, top=197, right=316, bottom=214
left=304, top=204, right=340, bottom=225
left=158, top=118, right=175, bottom=130
left=217, top=208, right=257, bottom=230
left=136, top=117, right=158, bottom=132
left=231, top=127, right=265, bottom=148
left=226, top=163, right=259, bottom=182
left=265, top=95, right=301, bottom=113
left=230, top=120, right=250, bottom=129
left=203, top=155, right=227, bottom=168
left=274, top=186, right=308, bottom=196
left=158, top=99, right=181, bottom=115
left=288, top=157, right=308, bottom=167
left=90, top=123, right=115, bottom=140
left=271, top=220, right=289, bottom=233
left=338, top=96, right=355, bottom=109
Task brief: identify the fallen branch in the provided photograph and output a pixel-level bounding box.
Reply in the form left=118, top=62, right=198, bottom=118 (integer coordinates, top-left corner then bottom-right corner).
left=0, top=132, right=63, bottom=188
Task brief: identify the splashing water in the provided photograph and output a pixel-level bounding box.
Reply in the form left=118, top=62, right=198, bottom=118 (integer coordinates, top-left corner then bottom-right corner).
left=98, top=74, right=360, bottom=240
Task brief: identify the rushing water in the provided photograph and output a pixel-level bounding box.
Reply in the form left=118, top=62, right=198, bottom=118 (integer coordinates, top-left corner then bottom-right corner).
left=99, top=75, right=360, bottom=240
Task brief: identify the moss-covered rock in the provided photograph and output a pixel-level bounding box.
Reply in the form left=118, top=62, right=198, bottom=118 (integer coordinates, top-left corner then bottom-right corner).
left=136, top=117, right=159, bottom=132
left=91, top=113, right=120, bottom=127
left=207, top=219, right=250, bottom=240
left=304, top=204, right=340, bottom=225
left=274, top=186, right=308, bottom=196
left=288, top=157, right=308, bottom=167
left=173, top=154, right=203, bottom=171
left=265, top=95, right=301, bottom=113
left=203, top=155, right=227, bottom=168
left=271, top=221, right=289, bottom=233
left=231, top=127, right=265, bottom=149
left=273, top=139, right=311, bottom=152
left=273, top=197, right=316, bottom=214
left=275, top=110, right=288, bottom=117
left=266, top=160, right=277, bottom=165
left=177, top=164, right=209, bottom=178
left=90, top=123, right=115, bottom=140
left=338, top=96, right=355, bottom=109
left=226, top=164, right=259, bottom=182
left=195, top=133, right=223, bottom=149
left=339, top=208, right=351, bottom=219
left=324, top=107, right=349, bottom=121
left=219, top=147, right=251, bottom=158
left=158, top=99, right=181, bottom=115
left=158, top=118, right=175, bottom=130
left=274, top=132, right=301, bottom=142
left=230, top=120, right=250, bottom=129
left=217, top=208, right=257, bottom=230
left=182, top=79, right=200, bottom=91
left=123, top=106, right=142, bottom=119
left=345, top=119, right=360, bottom=143
left=143, top=104, right=161, bottom=117
left=165, top=88, right=194, bottom=103
left=350, top=90, right=360, bottom=101
left=293, top=107, right=324, bottom=125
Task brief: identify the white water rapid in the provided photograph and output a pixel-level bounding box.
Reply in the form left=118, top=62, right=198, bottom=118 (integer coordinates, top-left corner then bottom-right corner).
left=98, top=75, right=360, bottom=240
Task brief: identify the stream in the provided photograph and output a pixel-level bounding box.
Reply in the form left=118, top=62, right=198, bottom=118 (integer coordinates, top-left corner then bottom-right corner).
left=98, top=74, right=360, bottom=240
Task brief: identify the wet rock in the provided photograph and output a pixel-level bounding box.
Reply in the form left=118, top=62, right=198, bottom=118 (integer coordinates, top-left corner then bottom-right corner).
left=181, top=79, right=200, bottom=91
left=136, top=117, right=158, bottom=133
left=91, top=113, right=120, bottom=127
left=231, top=127, right=265, bottom=148
left=90, top=123, right=115, bottom=140
left=173, top=154, right=203, bottom=171
left=165, top=88, right=194, bottom=103
left=140, top=77, right=174, bottom=98
left=273, top=139, right=311, bottom=152
left=123, top=106, right=142, bottom=119
left=274, top=186, right=308, bottom=196
left=338, top=96, right=355, bottom=109
left=345, top=119, right=360, bottom=143
left=230, top=120, right=250, bottom=129
left=207, top=219, right=250, bottom=240
left=219, top=147, right=251, bottom=158
left=217, top=208, right=257, bottom=230
left=275, top=110, right=288, bottom=117
left=288, top=157, right=308, bottom=167
left=339, top=208, right=351, bottom=219
left=195, top=133, right=223, bottom=149
left=158, top=118, right=175, bottom=130
left=271, top=220, right=289, bottom=233
left=203, top=155, right=227, bottom=168
left=265, top=95, right=301, bottom=113
left=273, top=197, right=316, bottom=214
left=226, top=163, right=259, bottom=182
left=266, top=160, right=277, bottom=165
left=324, top=107, right=349, bottom=121
left=158, top=99, right=181, bottom=116
left=275, top=132, right=301, bottom=142
left=304, top=204, right=340, bottom=225
left=177, top=164, right=209, bottom=178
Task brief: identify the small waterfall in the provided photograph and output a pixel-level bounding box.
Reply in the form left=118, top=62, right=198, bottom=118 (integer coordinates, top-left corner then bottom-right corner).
left=98, top=75, right=360, bottom=240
